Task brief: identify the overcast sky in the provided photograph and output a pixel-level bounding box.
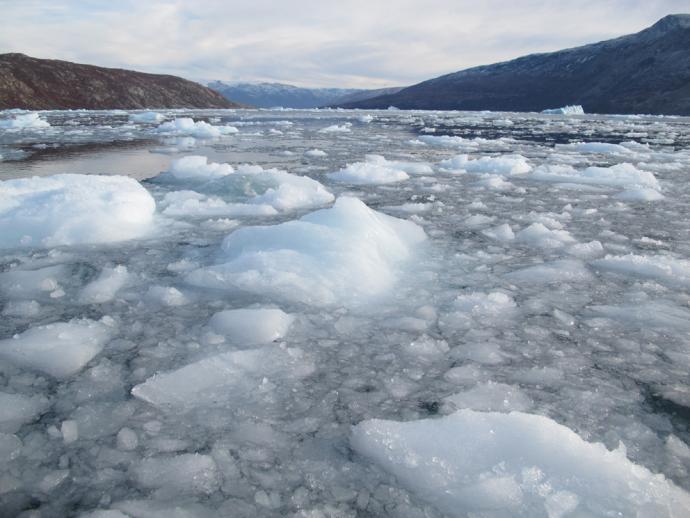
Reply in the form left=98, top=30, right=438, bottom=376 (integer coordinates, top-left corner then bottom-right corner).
left=1, top=1, right=687, bottom=88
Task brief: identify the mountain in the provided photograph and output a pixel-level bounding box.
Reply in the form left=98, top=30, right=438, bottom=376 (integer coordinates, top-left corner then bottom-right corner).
left=340, top=14, right=690, bottom=116
left=208, top=81, right=403, bottom=109
left=0, top=53, right=238, bottom=110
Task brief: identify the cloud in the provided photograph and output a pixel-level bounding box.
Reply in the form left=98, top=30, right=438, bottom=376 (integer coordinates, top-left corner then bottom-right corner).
left=0, top=0, right=686, bottom=87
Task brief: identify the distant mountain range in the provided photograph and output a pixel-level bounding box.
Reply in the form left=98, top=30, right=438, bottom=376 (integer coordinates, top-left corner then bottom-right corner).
left=0, top=53, right=238, bottom=110
left=340, top=14, right=690, bottom=116
left=208, top=81, right=403, bottom=109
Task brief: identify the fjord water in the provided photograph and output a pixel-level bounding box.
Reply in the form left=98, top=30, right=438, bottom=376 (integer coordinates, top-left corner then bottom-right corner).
left=1, top=109, right=689, bottom=517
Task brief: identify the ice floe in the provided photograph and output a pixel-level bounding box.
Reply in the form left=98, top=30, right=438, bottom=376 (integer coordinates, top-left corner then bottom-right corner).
left=352, top=409, right=690, bottom=517
left=187, top=197, right=426, bottom=305
left=0, top=174, right=155, bottom=248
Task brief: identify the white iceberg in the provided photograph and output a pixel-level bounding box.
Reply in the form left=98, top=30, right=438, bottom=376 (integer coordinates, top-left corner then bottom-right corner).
left=542, top=105, right=585, bottom=115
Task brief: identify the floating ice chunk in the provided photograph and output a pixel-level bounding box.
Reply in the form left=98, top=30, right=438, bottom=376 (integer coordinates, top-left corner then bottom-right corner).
left=358, top=114, right=374, bottom=123
left=515, top=223, right=576, bottom=248
left=351, top=410, right=690, bottom=517
left=79, top=266, right=129, bottom=304
left=156, top=117, right=238, bottom=138
left=112, top=500, right=214, bottom=518
left=2, top=300, right=41, bottom=317
left=531, top=163, right=660, bottom=190
left=482, top=223, right=515, bottom=242
left=542, top=105, right=585, bottom=115
left=208, top=308, right=294, bottom=344
left=146, top=286, right=189, bottom=306
left=0, top=318, right=113, bottom=378
left=319, top=123, right=351, bottom=133
left=132, top=346, right=315, bottom=411
left=441, top=292, right=516, bottom=331
left=304, top=148, right=327, bottom=157
left=440, top=154, right=531, bottom=175
left=614, top=188, right=664, bottom=201
left=567, top=240, right=604, bottom=259
left=160, top=190, right=277, bottom=218
left=129, top=111, right=164, bottom=123
left=328, top=155, right=410, bottom=185
left=166, top=155, right=234, bottom=181
left=591, top=254, right=690, bottom=287
left=248, top=169, right=334, bottom=211
left=473, top=175, right=514, bottom=190
left=0, top=112, right=50, bottom=129
left=589, top=302, right=690, bottom=331
left=505, top=260, right=592, bottom=285
left=0, top=392, right=49, bottom=433
left=159, top=160, right=334, bottom=214
left=132, top=454, right=220, bottom=495
left=0, top=264, right=66, bottom=299
left=0, top=174, right=156, bottom=248
left=187, top=197, right=426, bottom=306
left=567, top=142, right=633, bottom=154
left=418, top=135, right=510, bottom=150
left=444, top=382, right=533, bottom=412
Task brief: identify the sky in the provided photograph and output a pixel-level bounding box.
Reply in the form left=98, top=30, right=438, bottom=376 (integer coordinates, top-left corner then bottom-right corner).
left=1, top=0, right=687, bottom=88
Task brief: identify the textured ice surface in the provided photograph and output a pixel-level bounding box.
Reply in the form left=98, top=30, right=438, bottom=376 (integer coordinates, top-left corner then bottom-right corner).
left=0, top=318, right=113, bottom=378
left=328, top=155, right=412, bottom=184
left=352, top=410, right=690, bottom=517
left=0, top=112, right=50, bottom=129
left=132, top=346, right=315, bottom=412
left=0, top=174, right=155, bottom=248
left=208, top=308, right=294, bottom=344
left=156, top=117, right=238, bottom=138
left=1, top=108, right=690, bottom=517
left=187, top=196, right=426, bottom=305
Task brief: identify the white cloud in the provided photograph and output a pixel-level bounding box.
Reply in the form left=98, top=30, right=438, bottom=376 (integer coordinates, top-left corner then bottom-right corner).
left=0, top=0, right=686, bottom=87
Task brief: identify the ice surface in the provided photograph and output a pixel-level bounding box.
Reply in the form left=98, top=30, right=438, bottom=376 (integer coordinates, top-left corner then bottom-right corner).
left=132, top=346, right=314, bottom=411
left=0, top=112, right=50, bottom=129
left=0, top=392, right=49, bottom=433
left=531, top=163, right=660, bottom=190
left=79, top=265, right=129, bottom=304
left=156, top=117, right=238, bottom=138
left=157, top=158, right=334, bottom=214
left=0, top=174, right=155, bottom=248
left=328, top=155, right=410, bottom=184
left=1, top=108, right=690, bottom=516
left=208, top=308, right=294, bottom=344
left=440, top=154, right=531, bottom=175
left=592, top=254, right=690, bottom=287
left=187, top=197, right=426, bottom=305
left=0, top=318, right=113, bottom=378
left=166, top=155, right=234, bottom=180
left=129, top=111, right=165, bottom=123
left=352, top=410, right=690, bottom=517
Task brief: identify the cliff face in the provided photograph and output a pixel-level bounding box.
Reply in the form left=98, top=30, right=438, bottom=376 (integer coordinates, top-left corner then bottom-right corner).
left=341, top=14, right=690, bottom=116
left=0, top=53, right=239, bottom=110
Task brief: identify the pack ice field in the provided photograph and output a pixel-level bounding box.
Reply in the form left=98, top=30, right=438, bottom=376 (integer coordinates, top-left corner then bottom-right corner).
left=0, top=108, right=689, bottom=517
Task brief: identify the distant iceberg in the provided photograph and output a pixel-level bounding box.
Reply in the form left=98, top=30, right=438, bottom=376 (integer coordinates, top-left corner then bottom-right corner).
left=542, top=105, right=585, bottom=115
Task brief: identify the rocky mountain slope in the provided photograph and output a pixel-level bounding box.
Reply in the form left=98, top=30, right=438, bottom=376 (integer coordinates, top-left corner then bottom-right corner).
left=0, top=53, right=238, bottom=110
left=208, top=81, right=403, bottom=109
left=341, top=14, right=690, bottom=115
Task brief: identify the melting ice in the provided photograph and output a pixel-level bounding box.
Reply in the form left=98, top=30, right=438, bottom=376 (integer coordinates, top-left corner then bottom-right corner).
left=0, top=108, right=689, bottom=517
